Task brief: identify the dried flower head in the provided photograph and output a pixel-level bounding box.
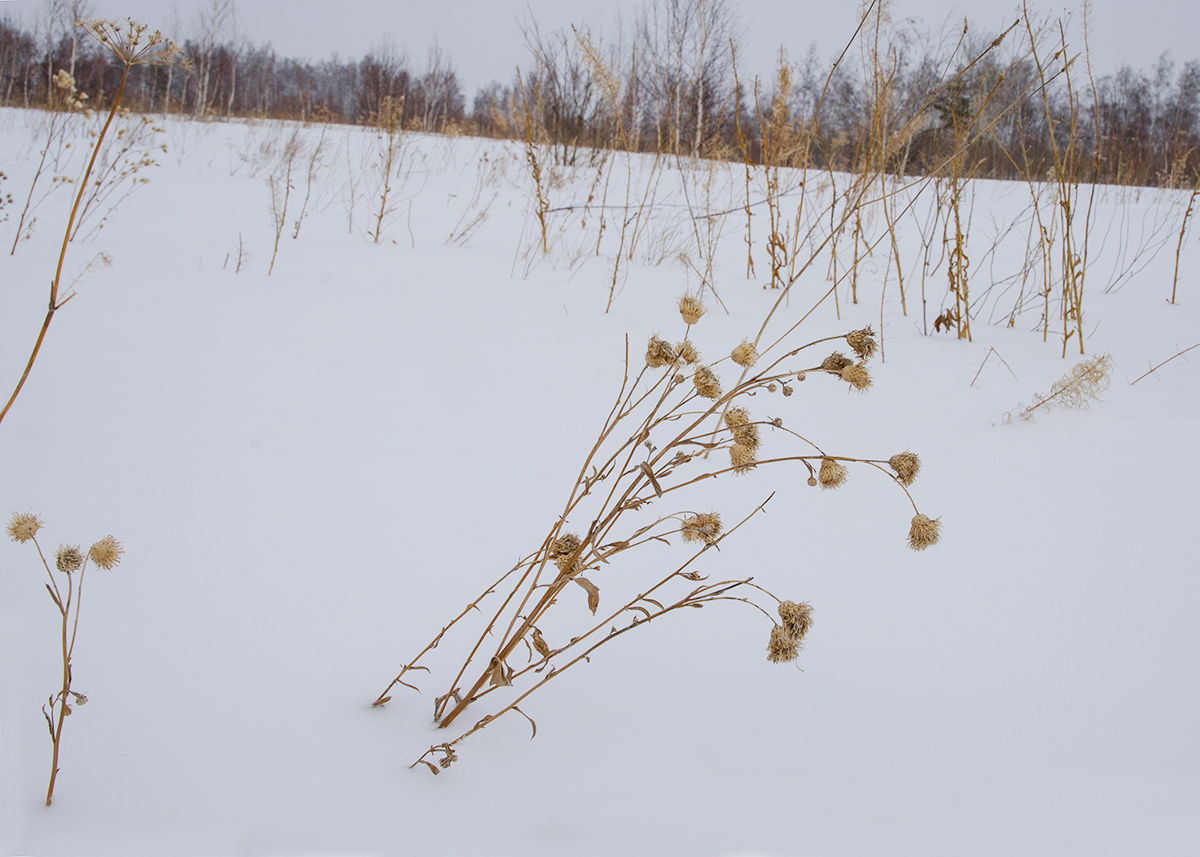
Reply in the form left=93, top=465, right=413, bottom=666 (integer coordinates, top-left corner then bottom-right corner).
left=806, top=476, right=818, bottom=487
left=7, top=511, right=44, bottom=543
left=888, top=452, right=921, bottom=486
left=731, top=339, right=759, bottom=368
left=56, top=544, right=84, bottom=574
left=692, top=365, right=722, bottom=400
left=782, top=384, right=794, bottom=397
left=675, top=340, right=701, bottom=365
left=846, top=327, right=877, bottom=361
left=680, top=512, right=722, bottom=545
left=678, top=294, right=706, bottom=325
left=778, top=601, right=814, bottom=641
left=551, top=533, right=582, bottom=572
left=729, top=442, right=757, bottom=473
left=818, top=458, right=848, bottom=490
left=821, top=352, right=854, bottom=373
left=733, top=421, right=760, bottom=452
left=841, top=362, right=872, bottom=391
left=907, top=514, right=941, bottom=551
left=645, top=335, right=677, bottom=369
left=77, top=18, right=192, bottom=69
left=88, top=535, right=124, bottom=570
left=723, top=407, right=750, bottom=429
left=767, top=625, right=800, bottom=663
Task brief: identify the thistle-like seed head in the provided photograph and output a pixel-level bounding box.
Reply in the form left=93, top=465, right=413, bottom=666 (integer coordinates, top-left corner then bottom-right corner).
left=888, top=452, right=921, bottom=486
left=692, top=365, right=722, bottom=399
left=723, top=407, right=750, bottom=429
left=679, top=294, right=706, bottom=325
left=908, top=514, right=941, bottom=551
left=821, top=352, right=854, bottom=373
left=680, top=512, right=722, bottom=545
left=778, top=601, right=814, bottom=641
left=729, top=442, right=757, bottom=473
left=818, top=458, right=848, bottom=489
left=645, top=335, right=677, bottom=369
left=88, top=535, right=124, bottom=570
left=56, top=544, right=84, bottom=574
left=846, top=326, right=877, bottom=360
left=731, top=339, right=759, bottom=368
left=7, top=512, right=43, bottom=543
left=841, top=362, right=872, bottom=391
left=675, top=340, right=701, bottom=365
left=767, top=625, right=800, bottom=663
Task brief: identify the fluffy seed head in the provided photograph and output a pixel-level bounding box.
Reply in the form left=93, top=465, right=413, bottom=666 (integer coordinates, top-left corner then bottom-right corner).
left=818, top=458, right=848, bottom=489
left=846, top=327, right=877, bottom=360
left=908, top=514, right=941, bottom=551
left=678, top=294, right=706, bottom=325
left=723, top=407, right=750, bottom=429
left=645, top=335, right=677, bottom=369
left=692, top=365, right=722, bottom=399
left=888, top=452, right=921, bottom=486
left=778, top=601, right=814, bottom=641
left=729, top=442, right=757, bottom=473
left=821, top=352, right=854, bottom=373
left=731, top=339, right=759, bottom=368
left=88, top=535, right=124, bottom=570
left=733, top=422, right=760, bottom=452
left=56, top=544, right=84, bottom=574
left=7, top=512, right=43, bottom=543
left=680, top=512, right=722, bottom=545
left=767, top=626, right=800, bottom=663
left=675, top=340, right=701, bottom=364
left=841, top=362, right=872, bottom=391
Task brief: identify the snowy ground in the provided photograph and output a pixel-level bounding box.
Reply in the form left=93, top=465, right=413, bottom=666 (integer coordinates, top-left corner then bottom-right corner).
left=1, top=106, right=1198, bottom=856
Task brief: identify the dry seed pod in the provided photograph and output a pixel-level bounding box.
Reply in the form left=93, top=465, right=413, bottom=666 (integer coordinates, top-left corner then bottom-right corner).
left=782, top=385, right=794, bottom=397
left=645, top=335, right=677, bottom=369
left=888, top=452, right=921, bottom=486
left=818, top=458, right=848, bottom=490
left=907, top=514, right=941, bottom=551
left=56, top=545, right=83, bottom=574
left=678, top=294, right=706, bottom=325
left=767, top=626, right=800, bottom=663
left=680, top=512, right=722, bottom=545
left=841, top=362, right=872, bottom=391
left=731, top=339, right=759, bottom=368
left=846, top=327, right=877, bottom=360
left=692, top=365, right=722, bottom=399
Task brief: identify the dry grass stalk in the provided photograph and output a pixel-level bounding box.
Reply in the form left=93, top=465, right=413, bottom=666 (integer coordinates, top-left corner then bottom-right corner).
left=1015, top=352, right=1112, bottom=420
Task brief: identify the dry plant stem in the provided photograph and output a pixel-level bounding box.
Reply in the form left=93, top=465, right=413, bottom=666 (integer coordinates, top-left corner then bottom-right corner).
left=1170, top=175, right=1200, bottom=305
left=0, top=63, right=130, bottom=429
left=1130, top=342, right=1200, bottom=385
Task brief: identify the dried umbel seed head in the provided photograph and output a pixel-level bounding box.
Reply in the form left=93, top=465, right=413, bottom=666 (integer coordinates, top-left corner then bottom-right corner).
left=723, top=407, right=750, bottom=429
left=645, top=335, right=677, bottom=369
left=731, top=339, right=759, bottom=368
left=678, top=294, right=706, bottom=325
left=680, top=512, right=722, bottom=545
left=88, top=535, right=124, bottom=570
left=841, top=362, right=872, bottom=391
left=7, top=511, right=44, bottom=543
left=767, top=625, right=800, bottom=663
left=56, top=544, right=84, bottom=574
left=818, top=458, right=848, bottom=489
left=908, top=514, right=941, bottom=551
left=675, top=340, right=701, bottom=365
left=821, top=352, right=854, bottom=373
left=729, top=443, right=757, bottom=473
left=888, top=452, right=921, bottom=486
left=778, top=601, right=814, bottom=641
left=846, top=327, right=878, bottom=361
left=692, top=365, right=722, bottom=400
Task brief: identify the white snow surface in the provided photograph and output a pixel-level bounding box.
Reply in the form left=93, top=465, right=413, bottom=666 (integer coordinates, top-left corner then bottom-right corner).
left=1, top=106, right=1198, bottom=856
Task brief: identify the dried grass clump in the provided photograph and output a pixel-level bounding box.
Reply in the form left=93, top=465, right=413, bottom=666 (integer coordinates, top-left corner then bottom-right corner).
left=818, top=458, right=848, bottom=490
left=731, top=339, right=759, bottom=368
left=681, top=512, right=723, bottom=545
left=887, top=452, right=921, bottom=486
left=846, top=327, right=877, bottom=361
left=907, top=514, right=941, bottom=551
left=645, top=335, right=677, bottom=369
left=678, top=294, right=706, bottom=325
left=840, top=363, right=872, bottom=391
left=693, top=365, right=722, bottom=399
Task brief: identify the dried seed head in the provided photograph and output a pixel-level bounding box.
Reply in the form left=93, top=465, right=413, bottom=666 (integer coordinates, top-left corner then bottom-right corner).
left=675, top=340, right=701, bottom=364
left=806, top=476, right=818, bottom=487
left=551, top=533, right=581, bottom=558
left=680, top=512, right=722, bottom=545
left=88, top=535, right=124, bottom=570
left=731, top=338, right=759, bottom=368
left=841, top=362, right=872, bottom=391
left=56, top=544, right=84, bottom=574
left=678, top=294, right=706, bottom=325
left=768, top=383, right=777, bottom=392
left=846, top=327, right=877, bottom=361
left=729, top=442, right=757, bottom=473
left=908, top=514, right=941, bottom=551
left=888, top=452, right=921, bottom=486
left=782, top=385, right=794, bottom=397
left=692, top=365, right=722, bottom=400
left=645, top=335, right=677, bottom=369
left=821, top=352, right=854, bottom=373
left=7, top=511, right=43, bottom=543
left=818, top=458, right=848, bottom=490
left=723, top=407, right=750, bottom=429
left=734, top=422, right=760, bottom=452
left=778, top=601, right=814, bottom=641
left=767, top=625, right=800, bottom=663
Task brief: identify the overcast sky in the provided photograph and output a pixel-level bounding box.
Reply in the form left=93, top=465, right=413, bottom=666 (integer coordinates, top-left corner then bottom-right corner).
left=3, top=0, right=1198, bottom=97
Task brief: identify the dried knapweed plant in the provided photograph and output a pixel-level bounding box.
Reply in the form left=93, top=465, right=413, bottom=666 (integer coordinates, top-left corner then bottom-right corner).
left=374, top=303, right=939, bottom=775
left=8, top=513, right=123, bottom=806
